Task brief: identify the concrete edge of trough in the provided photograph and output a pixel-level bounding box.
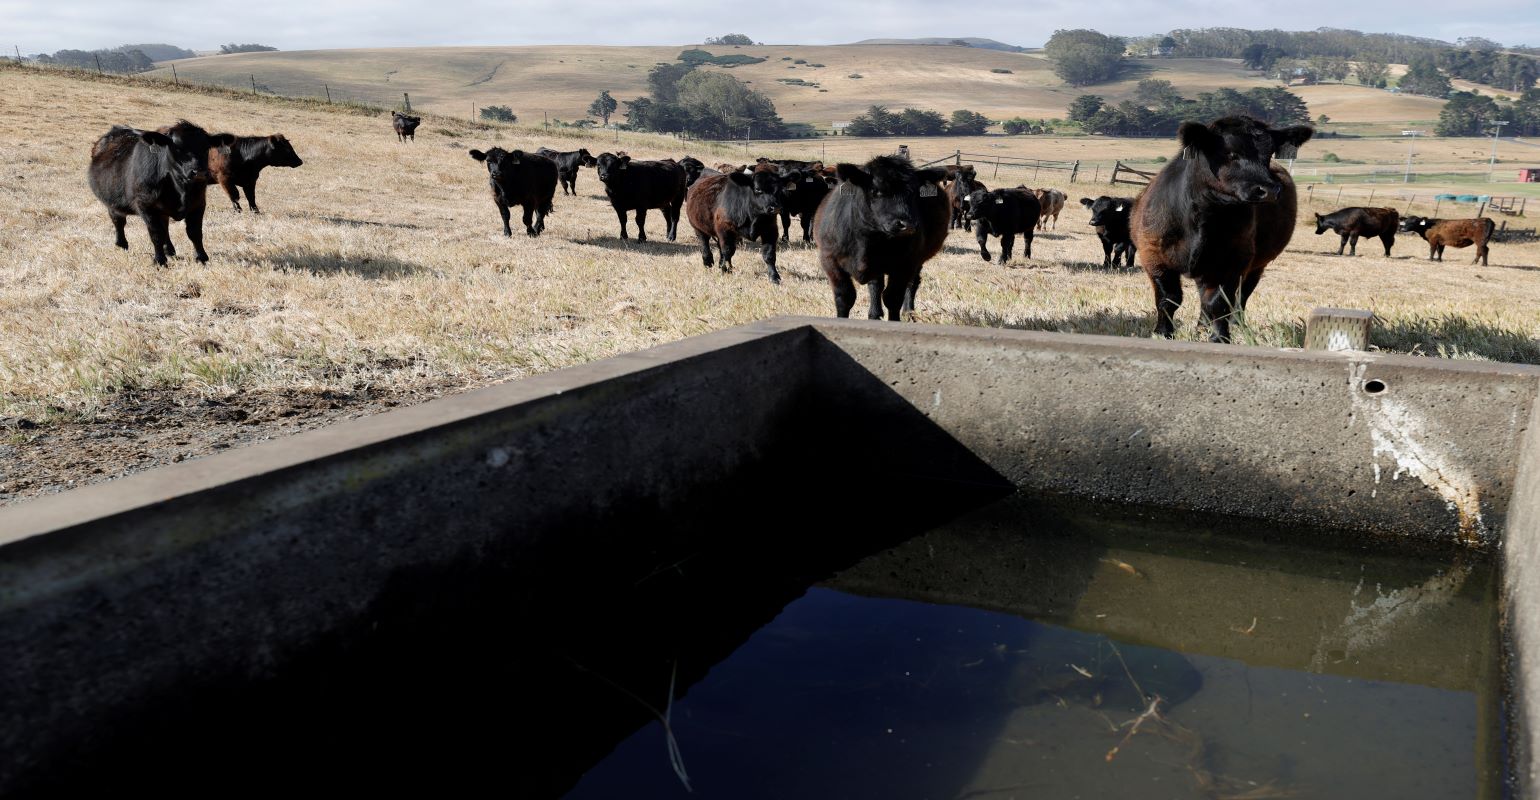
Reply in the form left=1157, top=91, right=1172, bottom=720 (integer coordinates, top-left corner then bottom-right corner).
left=0, top=317, right=810, bottom=546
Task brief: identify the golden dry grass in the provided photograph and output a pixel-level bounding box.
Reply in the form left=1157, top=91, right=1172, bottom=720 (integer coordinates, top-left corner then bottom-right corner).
left=2, top=64, right=1539, bottom=429
left=148, top=46, right=1442, bottom=130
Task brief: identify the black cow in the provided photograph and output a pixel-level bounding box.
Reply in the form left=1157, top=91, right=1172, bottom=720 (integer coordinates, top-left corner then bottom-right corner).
left=393, top=112, right=421, bottom=142
left=776, top=167, right=835, bottom=245
left=1131, top=116, right=1313, bottom=342
left=535, top=147, right=598, bottom=196
left=678, top=156, right=710, bottom=187
left=947, top=168, right=983, bottom=231
left=1314, top=207, right=1400, bottom=256
left=813, top=155, right=951, bottom=320
left=468, top=148, right=558, bottom=236
left=1080, top=196, right=1137, bottom=267
left=685, top=170, right=786, bottom=283
left=594, top=153, right=687, bottom=242
left=207, top=134, right=303, bottom=213
left=87, top=121, right=234, bottom=266
left=965, top=187, right=1040, bottom=264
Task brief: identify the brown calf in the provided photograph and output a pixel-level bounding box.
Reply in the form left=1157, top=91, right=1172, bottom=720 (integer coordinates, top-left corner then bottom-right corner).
left=1399, top=216, right=1495, bottom=265
left=1033, top=188, right=1066, bottom=230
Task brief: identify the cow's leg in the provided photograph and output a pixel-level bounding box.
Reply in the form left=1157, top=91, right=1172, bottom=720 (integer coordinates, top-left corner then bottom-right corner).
left=759, top=229, right=780, bottom=284
left=1349, top=234, right=1360, bottom=256
left=533, top=204, right=548, bottom=235
left=999, top=232, right=1015, bottom=265
left=571, top=174, right=579, bottom=196
left=242, top=181, right=260, bottom=214
left=521, top=204, right=537, bottom=236
left=1022, top=231, right=1033, bottom=260
left=186, top=205, right=209, bottom=263
left=718, top=229, right=738, bottom=272
left=110, top=212, right=129, bottom=250
left=1476, top=241, right=1488, bottom=266
left=1101, top=236, right=1114, bottom=267
left=667, top=204, right=682, bottom=242
left=976, top=229, right=992, bottom=262
left=498, top=200, right=517, bottom=237
left=1428, top=243, right=1437, bottom=261
left=1382, top=234, right=1395, bottom=257
left=141, top=211, right=169, bottom=266
left=1149, top=267, right=1182, bottom=338
left=697, top=231, right=715, bottom=267
left=866, top=274, right=886, bottom=320
left=1337, top=233, right=1348, bottom=255
left=779, top=209, right=791, bottom=246
left=882, top=272, right=908, bottom=321
left=614, top=207, right=629, bottom=240
left=1199, top=275, right=1243, bottom=344
left=1239, top=267, right=1266, bottom=309
left=220, top=177, right=241, bottom=212
left=903, top=271, right=922, bottom=315
left=801, top=214, right=815, bottom=243
left=1123, top=242, right=1138, bottom=269
left=829, top=271, right=856, bottom=318
left=634, top=208, right=648, bottom=243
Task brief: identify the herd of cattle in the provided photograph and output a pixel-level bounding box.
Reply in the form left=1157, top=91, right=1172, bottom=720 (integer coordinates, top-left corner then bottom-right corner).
left=85, top=114, right=1503, bottom=342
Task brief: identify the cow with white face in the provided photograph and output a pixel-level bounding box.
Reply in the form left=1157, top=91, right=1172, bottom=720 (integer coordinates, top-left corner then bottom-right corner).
left=1080, top=195, right=1137, bottom=268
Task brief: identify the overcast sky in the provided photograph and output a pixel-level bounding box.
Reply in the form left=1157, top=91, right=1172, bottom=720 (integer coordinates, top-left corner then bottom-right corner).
left=4, top=0, right=1537, bottom=55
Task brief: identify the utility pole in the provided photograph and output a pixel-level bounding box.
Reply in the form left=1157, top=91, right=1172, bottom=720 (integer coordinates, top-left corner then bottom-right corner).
left=1488, top=120, right=1509, bottom=183
left=1403, top=129, right=1423, bottom=184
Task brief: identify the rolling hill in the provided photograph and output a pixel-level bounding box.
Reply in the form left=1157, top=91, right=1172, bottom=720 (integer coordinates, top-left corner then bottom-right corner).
left=147, top=45, right=1451, bottom=131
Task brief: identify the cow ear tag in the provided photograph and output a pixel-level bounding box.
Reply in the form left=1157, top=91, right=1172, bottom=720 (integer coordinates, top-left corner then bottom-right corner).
left=995, top=198, right=1005, bottom=204
left=919, top=184, right=938, bottom=197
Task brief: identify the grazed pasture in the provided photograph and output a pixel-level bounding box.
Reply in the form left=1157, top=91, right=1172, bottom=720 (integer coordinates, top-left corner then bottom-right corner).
left=1, top=64, right=1537, bottom=504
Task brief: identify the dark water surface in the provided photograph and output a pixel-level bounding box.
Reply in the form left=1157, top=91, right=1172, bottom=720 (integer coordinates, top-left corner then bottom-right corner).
left=566, top=493, right=1499, bottom=800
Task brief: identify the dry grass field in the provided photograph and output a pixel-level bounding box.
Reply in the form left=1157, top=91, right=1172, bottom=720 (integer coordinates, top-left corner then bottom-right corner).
left=2, top=63, right=1538, bottom=505
left=149, top=46, right=1443, bottom=131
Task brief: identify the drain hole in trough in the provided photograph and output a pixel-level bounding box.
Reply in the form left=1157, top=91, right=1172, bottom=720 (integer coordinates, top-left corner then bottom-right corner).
left=1363, top=379, right=1387, bottom=394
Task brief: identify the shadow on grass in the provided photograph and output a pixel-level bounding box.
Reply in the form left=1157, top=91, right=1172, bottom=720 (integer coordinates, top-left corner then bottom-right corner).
left=1375, top=313, right=1540, bottom=365
left=301, top=214, right=425, bottom=231
left=260, top=250, right=423, bottom=278
left=946, top=307, right=1151, bottom=337
left=576, top=235, right=695, bottom=256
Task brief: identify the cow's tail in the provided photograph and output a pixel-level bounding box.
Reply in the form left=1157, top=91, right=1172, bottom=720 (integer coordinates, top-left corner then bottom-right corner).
left=542, top=199, right=555, bottom=216
left=1483, top=217, right=1496, bottom=238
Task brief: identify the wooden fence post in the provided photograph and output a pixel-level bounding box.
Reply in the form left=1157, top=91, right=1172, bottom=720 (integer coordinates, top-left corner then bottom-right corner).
left=403, top=92, right=411, bottom=111
left=325, top=84, right=331, bottom=103
left=170, top=64, right=179, bottom=85
left=94, top=54, right=103, bottom=74
left=250, top=74, right=258, bottom=94
left=1070, top=160, right=1079, bottom=183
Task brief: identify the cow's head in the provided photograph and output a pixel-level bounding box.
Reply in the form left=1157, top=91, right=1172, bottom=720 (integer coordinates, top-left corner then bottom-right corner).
left=783, top=168, right=830, bottom=198
left=835, top=155, right=948, bottom=237
left=595, top=152, right=630, bottom=184
left=963, top=188, right=994, bottom=224
left=1314, top=213, right=1329, bottom=235
left=152, top=120, right=232, bottom=185
left=393, top=112, right=421, bottom=130
left=577, top=148, right=598, bottom=167
left=1399, top=215, right=1433, bottom=236
left=1082, top=196, right=1131, bottom=227
left=729, top=169, right=783, bottom=217
left=678, top=156, right=707, bottom=187
left=469, top=147, right=523, bottom=181
left=1178, top=116, right=1312, bottom=204
left=268, top=134, right=304, bottom=168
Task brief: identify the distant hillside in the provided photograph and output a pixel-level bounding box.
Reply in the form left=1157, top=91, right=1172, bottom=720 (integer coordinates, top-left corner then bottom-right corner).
left=849, top=37, right=1028, bottom=53
left=144, top=45, right=1444, bottom=132
left=115, top=44, right=196, bottom=62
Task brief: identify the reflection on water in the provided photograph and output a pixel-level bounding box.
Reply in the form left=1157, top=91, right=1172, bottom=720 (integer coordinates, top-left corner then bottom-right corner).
left=567, top=494, right=1498, bottom=800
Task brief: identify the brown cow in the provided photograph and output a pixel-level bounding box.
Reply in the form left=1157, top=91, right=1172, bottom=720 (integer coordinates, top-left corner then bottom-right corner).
left=1399, top=216, right=1495, bottom=265
left=685, top=170, right=786, bottom=283
left=208, top=134, right=303, bottom=213
left=1033, top=188, right=1066, bottom=230
left=1131, top=115, right=1313, bottom=342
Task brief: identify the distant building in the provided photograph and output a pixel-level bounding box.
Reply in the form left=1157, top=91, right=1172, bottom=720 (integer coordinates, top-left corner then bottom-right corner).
left=1520, top=168, right=1540, bottom=183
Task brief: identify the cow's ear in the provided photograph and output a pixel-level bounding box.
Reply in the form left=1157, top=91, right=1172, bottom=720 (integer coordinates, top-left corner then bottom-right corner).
left=916, top=167, right=949, bottom=185
left=619, top=155, right=631, bottom=169
left=1177, top=121, right=1220, bottom=157
left=138, top=131, right=171, bottom=147
left=469, top=149, right=487, bottom=161
left=1080, top=198, right=1094, bottom=208
left=728, top=170, right=754, bottom=186
left=508, top=150, right=522, bottom=164
left=836, top=163, right=872, bottom=188
left=212, top=133, right=236, bottom=147
left=1271, top=125, right=1314, bottom=151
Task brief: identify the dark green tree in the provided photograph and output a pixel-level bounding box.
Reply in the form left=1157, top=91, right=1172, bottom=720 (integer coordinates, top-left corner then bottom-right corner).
left=1436, top=92, right=1501, bottom=136
left=479, top=105, right=516, bottom=123
left=1068, top=95, right=1106, bottom=124
left=1400, top=56, right=1451, bottom=97
left=1043, top=29, right=1125, bottom=85
left=948, top=109, right=991, bottom=135
left=588, top=90, right=618, bottom=125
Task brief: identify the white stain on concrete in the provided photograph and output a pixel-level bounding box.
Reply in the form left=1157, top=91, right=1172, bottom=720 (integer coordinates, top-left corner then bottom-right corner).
left=1349, top=362, right=1486, bottom=545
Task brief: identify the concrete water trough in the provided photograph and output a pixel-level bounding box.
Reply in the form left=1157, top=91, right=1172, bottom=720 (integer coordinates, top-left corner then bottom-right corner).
left=3, top=316, right=1540, bottom=796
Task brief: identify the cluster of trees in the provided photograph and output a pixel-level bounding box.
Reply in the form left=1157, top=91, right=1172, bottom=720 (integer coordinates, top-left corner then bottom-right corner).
left=624, top=63, right=786, bottom=138
left=1438, top=48, right=1540, bottom=92
left=1153, top=28, right=1536, bottom=93
left=1438, top=89, right=1540, bottom=136
left=1043, top=29, right=1125, bottom=86
left=1399, top=56, right=1452, bottom=97
left=1001, top=117, right=1056, bottom=134
left=704, top=34, right=756, bottom=46
left=219, top=44, right=278, bottom=54
left=479, top=105, right=516, bottom=123
left=843, top=106, right=990, bottom=136
left=118, top=43, right=195, bottom=61
left=1068, top=81, right=1310, bottom=136
left=33, top=48, right=155, bottom=73
left=677, top=49, right=764, bottom=67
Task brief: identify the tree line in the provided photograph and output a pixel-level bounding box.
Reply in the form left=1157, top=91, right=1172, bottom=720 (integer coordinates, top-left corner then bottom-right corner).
left=1068, top=81, right=1310, bottom=136
left=842, top=107, right=991, bottom=136
left=623, top=59, right=788, bottom=139
left=1438, top=89, right=1540, bottom=136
